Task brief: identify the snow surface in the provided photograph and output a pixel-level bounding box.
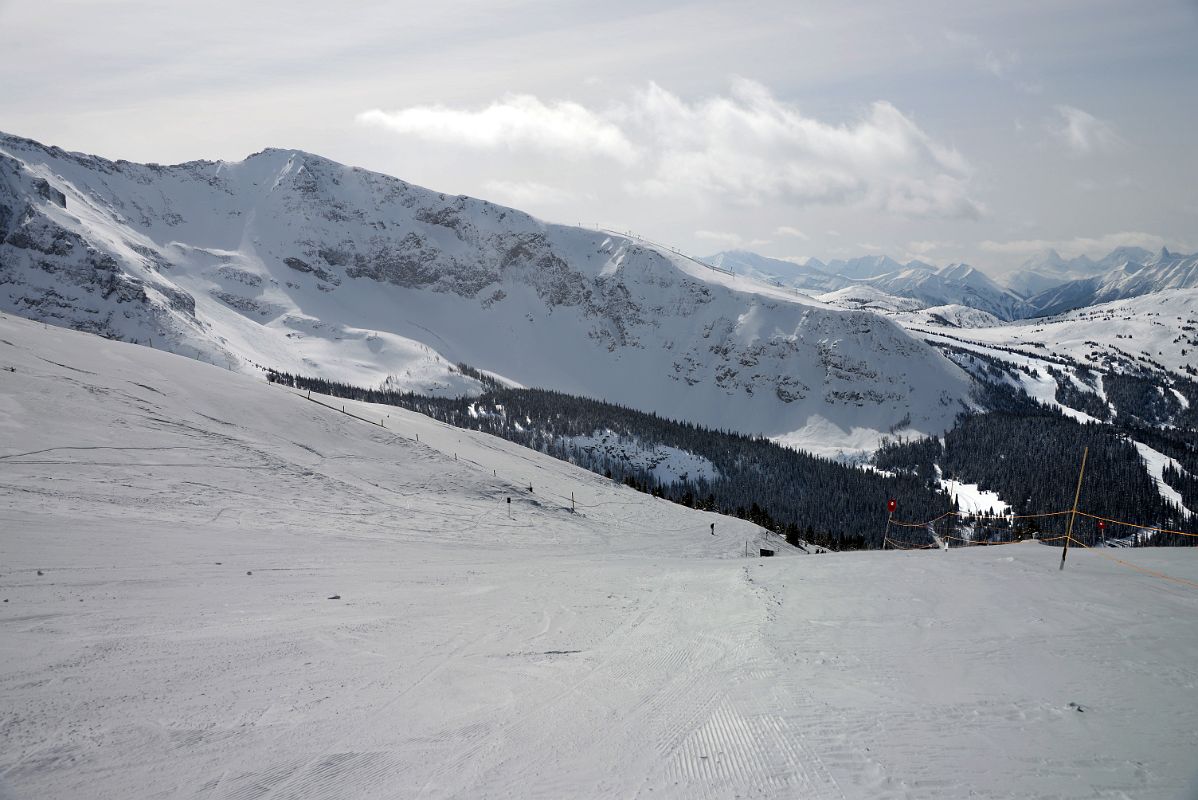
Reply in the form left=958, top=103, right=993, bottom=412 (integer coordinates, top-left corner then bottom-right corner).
left=1134, top=441, right=1194, bottom=519
left=896, top=303, right=1005, bottom=329
left=939, top=476, right=1010, bottom=515
left=907, top=289, right=1198, bottom=380
left=816, top=285, right=925, bottom=314
left=3, top=313, right=1198, bottom=799
left=565, top=431, right=720, bottom=485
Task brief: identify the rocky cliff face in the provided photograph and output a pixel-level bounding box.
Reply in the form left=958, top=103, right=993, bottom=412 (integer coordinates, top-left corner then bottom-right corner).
left=0, top=132, right=973, bottom=452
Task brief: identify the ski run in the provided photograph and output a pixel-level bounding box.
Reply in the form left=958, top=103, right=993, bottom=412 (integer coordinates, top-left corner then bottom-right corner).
left=2, top=312, right=1197, bottom=799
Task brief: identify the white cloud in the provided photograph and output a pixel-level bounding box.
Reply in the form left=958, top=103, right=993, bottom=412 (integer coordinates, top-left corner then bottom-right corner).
left=622, top=80, right=982, bottom=219
left=357, top=95, right=637, bottom=164
left=775, top=226, right=810, bottom=239
left=482, top=179, right=574, bottom=206
left=358, top=80, right=982, bottom=220
left=1051, top=105, right=1123, bottom=156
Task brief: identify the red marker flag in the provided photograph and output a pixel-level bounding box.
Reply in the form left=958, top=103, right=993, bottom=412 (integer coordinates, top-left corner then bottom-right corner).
left=887, top=499, right=897, bottom=513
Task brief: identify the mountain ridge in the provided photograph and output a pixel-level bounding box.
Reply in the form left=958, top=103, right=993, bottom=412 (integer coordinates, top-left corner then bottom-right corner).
left=0, top=130, right=972, bottom=454
left=703, top=244, right=1197, bottom=320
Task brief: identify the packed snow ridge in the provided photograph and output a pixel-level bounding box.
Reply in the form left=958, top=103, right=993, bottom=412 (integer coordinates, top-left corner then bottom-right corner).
left=2, top=312, right=1197, bottom=799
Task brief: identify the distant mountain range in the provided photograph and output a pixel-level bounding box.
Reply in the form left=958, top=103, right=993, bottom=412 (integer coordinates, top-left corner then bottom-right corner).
left=1021, top=248, right=1198, bottom=316
left=702, top=245, right=1198, bottom=320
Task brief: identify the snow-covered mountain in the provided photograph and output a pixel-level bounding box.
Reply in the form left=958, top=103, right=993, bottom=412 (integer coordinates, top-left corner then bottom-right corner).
left=823, top=254, right=925, bottom=280
left=700, top=250, right=850, bottom=293
left=895, top=304, right=1005, bottom=329
left=1002, top=247, right=1157, bottom=298
left=710, top=250, right=1029, bottom=321
left=866, top=263, right=1029, bottom=321
left=815, top=285, right=926, bottom=314
left=1025, top=247, right=1198, bottom=316
left=891, top=289, right=1198, bottom=428
left=710, top=244, right=1196, bottom=322
left=0, top=132, right=973, bottom=453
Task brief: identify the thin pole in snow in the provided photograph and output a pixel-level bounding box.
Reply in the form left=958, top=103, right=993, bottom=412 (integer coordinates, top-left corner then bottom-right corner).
left=1060, top=447, right=1089, bottom=571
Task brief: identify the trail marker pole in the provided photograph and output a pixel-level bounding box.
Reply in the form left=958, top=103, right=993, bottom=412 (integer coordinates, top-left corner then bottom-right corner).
left=571, top=492, right=575, bottom=512
left=1060, top=447, right=1089, bottom=571
left=883, top=499, right=897, bottom=550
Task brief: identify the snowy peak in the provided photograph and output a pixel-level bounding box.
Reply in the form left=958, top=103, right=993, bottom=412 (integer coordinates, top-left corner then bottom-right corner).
left=825, top=254, right=914, bottom=280
left=0, top=131, right=974, bottom=454
left=1025, top=247, right=1198, bottom=316
left=1018, top=248, right=1073, bottom=274
left=706, top=250, right=1024, bottom=319
left=1096, top=246, right=1154, bottom=270
left=701, top=250, right=850, bottom=293
left=721, top=242, right=1198, bottom=319
left=865, top=263, right=1028, bottom=321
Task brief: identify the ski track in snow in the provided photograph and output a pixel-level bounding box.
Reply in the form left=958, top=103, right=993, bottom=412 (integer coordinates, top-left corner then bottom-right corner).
left=1134, top=441, right=1194, bottom=519
left=1, top=313, right=1198, bottom=799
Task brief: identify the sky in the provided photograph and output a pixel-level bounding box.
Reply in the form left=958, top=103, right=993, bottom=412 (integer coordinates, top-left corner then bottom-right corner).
left=1, top=0, right=1196, bottom=274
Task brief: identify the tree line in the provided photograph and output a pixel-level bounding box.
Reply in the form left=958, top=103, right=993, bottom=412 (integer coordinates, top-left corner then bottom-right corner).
left=268, top=367, right=950, bottom=549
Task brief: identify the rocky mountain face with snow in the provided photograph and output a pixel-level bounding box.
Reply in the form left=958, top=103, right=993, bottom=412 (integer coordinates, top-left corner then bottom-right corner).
left=866, top=263, right=1028, bottom=321
left=0, top=132, right=973, bottom=452
left=1023, top=248, right=1198, bottom=316
left=1002, top=247, right=1158, bottom=298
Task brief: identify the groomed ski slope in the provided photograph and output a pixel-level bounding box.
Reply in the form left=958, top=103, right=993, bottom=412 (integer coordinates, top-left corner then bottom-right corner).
left=1, top=313, right=1197, bottom=800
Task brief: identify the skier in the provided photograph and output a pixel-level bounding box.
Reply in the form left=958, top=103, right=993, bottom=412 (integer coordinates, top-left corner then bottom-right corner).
left=710, top=522, right=715, bottom=536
